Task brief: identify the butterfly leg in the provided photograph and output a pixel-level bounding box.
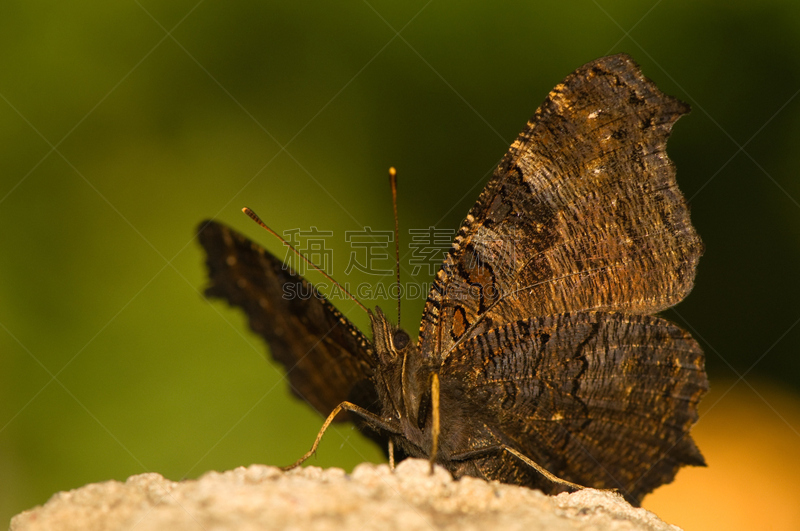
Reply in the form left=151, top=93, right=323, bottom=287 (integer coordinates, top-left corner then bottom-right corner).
left=429, top=372, right=441, bottom=474
left=449, top=445, right=587, bottom=492
left=501, top=446, right=587, bottom=491
left=388, top=439, right=395, bottom=470
left=283, top=401, right=400, bottom=471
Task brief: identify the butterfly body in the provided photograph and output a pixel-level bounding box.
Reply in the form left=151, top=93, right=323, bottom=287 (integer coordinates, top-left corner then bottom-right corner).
left=362, top=307, right=498, bottom=486
left=198, top=53, right=707, bottom=506
left=367, top=308, right=433, bottom=455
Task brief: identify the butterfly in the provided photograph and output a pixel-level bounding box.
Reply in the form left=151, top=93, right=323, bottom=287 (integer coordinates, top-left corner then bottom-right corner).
left=198, top=53, right=707, bottom=506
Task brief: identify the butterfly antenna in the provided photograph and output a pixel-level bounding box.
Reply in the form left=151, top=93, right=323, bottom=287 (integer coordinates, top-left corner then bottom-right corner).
left=242, top=207, right=368, bottom=314
left=389, top=167, right=402, bottom=326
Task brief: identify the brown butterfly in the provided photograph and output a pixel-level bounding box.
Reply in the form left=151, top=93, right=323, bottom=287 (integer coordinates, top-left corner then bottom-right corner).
left=198, top=53, right=706, bottom=506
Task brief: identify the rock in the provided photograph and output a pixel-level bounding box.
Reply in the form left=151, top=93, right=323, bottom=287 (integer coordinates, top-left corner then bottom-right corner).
left=10, top=459, right=681, bottom=531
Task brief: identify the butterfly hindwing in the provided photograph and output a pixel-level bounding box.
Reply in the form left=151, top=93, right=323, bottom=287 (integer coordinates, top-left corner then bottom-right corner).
left=197, top=220, right=376, bottom=419
left=440, top=312, right=707, bottom=504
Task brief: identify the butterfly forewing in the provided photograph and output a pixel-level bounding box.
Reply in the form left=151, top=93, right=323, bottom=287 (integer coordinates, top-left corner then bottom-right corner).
left=198, top=220, right=376, bottom=418
left=419, top=53, right=703, bottom=359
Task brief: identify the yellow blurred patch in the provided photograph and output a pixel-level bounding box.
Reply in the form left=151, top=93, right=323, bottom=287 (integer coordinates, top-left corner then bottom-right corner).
left=644, top=379, right=800, bottom=530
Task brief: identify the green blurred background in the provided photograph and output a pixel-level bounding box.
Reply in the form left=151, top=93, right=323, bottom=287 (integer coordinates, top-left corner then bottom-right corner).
left=2, top=1, right=800, bottom=528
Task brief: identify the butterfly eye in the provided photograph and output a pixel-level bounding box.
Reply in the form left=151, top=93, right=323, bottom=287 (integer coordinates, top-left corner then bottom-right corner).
left=393, top=330, right=410, bottom=350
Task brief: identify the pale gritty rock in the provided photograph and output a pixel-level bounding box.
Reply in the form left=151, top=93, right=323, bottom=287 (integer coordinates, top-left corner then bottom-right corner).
left=10, top=459, right=681, bottom=531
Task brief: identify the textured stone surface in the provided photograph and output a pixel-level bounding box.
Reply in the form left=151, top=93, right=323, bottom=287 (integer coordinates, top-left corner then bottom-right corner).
left=10, top=459, right=681, bottom=531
